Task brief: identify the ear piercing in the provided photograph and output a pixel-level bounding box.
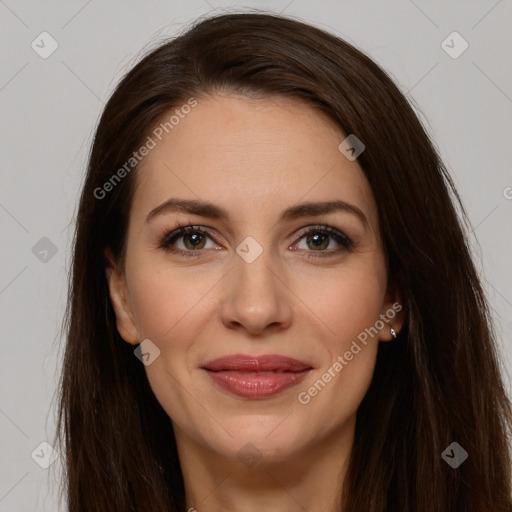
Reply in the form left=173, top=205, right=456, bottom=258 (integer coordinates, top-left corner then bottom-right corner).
left=390, top=327, right=397, bottom=339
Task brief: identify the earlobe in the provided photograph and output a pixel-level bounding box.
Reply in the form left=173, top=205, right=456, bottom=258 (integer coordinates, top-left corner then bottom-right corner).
left=104, top=247, right=139, bottom=345
left=378, top=284, right=406, bottom=342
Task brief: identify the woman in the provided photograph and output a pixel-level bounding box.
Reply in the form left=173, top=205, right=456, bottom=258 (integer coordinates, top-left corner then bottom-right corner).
left=54, top=11, right=512, bottom=511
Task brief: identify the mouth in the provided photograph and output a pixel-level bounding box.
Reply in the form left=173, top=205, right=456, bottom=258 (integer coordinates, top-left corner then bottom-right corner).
left=201, top=354, right=313, bottom=399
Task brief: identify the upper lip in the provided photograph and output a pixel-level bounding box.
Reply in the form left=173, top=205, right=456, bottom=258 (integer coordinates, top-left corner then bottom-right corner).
left=201, top=354, right=313, bottom=372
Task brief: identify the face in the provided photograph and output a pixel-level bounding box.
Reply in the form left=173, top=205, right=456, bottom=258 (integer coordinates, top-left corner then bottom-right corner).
left=106, top=93, right=403, bottom=467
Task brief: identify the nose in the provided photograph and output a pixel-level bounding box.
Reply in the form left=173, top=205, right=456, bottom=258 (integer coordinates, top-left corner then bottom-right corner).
left=220, top=247, right=293, bottom=336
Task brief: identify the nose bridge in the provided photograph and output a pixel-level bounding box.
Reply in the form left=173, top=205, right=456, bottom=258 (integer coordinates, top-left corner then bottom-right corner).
left=236, top=242, right=276, bottom=291
left=233, top=238, right=279, bottom=304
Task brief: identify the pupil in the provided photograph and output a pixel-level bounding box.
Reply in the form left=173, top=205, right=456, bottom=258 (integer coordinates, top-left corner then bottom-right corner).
left=309, top=234, right=327, bottom=250
left=187, top=233, right=203, bottom=248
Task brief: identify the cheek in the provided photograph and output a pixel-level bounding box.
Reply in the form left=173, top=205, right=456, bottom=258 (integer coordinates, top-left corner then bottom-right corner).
left=294, top=260, right=387, bottom=345
left=291, top=259, right=386, bottom=417
left=127, top=262, right=218, bottom=344
left=126, top=265, right=214, bottom=419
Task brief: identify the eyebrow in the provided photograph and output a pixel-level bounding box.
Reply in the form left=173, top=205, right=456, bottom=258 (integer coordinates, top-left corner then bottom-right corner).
left=145, top=198, right=369, bottom=229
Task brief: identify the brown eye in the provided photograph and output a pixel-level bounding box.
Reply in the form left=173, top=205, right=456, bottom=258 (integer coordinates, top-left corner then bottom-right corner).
left=292, top=225, right=354, bottom=258
left=159, top=225, right=219, bottom=256
left=305, top=233, right=330, bottom=251
left=182, top=232, right=207, bottom=250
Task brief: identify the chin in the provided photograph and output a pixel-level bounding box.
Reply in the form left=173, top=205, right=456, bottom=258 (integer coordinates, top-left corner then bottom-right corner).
left=206, top=417, right=308, bottom=460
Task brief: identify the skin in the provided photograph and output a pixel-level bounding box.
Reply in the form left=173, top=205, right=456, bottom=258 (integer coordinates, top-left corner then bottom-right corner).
left=105, top=93, right=404, bottom=512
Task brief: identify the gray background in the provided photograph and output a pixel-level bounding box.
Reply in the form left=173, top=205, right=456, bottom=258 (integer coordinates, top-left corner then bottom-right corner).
left=1, top=0, right=511, bottom=509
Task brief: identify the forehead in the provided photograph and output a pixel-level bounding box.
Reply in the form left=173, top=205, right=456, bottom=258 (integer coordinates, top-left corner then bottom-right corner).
left=131, top=94, right=377, bottom=227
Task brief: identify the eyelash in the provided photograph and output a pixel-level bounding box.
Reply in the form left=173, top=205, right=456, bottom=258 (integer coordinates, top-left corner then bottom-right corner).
left=157, top=222, right=354, bottom=259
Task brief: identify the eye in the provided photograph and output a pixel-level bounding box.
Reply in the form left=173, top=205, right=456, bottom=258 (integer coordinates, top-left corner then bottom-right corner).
left=158, top=223, right=221, bottom=257
left=157, top=223, right=354, bottom=259
left=291, top=225, right=354, bottom=258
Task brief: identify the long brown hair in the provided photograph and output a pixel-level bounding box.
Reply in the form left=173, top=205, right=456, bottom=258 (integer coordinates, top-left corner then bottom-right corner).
left=54, top=11, right=512, bottom=511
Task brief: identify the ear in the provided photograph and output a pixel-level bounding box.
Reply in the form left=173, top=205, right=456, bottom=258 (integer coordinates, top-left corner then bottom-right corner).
left=104, top=247, right=139, bottom=345
left=377, top=282, right=405, bottom=342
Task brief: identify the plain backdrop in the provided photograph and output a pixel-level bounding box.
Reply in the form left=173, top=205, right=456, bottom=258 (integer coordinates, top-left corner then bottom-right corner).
left=1, top=0, right=511, bottom=509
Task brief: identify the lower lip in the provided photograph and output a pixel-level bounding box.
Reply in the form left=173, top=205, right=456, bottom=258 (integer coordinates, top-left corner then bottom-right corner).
left=204, top=370, right=311, bottom=398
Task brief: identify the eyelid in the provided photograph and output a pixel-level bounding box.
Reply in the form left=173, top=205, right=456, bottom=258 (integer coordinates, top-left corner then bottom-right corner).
left=158, top=223, right=221, bottom=251
left=294, top=224, right=348, bottom=241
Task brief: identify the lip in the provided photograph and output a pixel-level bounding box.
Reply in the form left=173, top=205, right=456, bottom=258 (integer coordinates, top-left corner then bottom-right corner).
left=201, top=354, right=313, bottom=399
